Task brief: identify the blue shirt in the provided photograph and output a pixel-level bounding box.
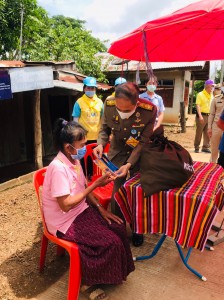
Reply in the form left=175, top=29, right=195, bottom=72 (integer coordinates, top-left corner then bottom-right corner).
left=219, top=134, right=224, bottom=153
left=220, top=110, right=224, bottom=121
left=219, top=110, right=224, bottom=152
left=139, top=92, right=165, bottom=118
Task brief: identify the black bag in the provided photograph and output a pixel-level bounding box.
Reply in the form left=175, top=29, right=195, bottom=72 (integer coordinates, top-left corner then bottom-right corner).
left=140, top=131, right=194, bottom=196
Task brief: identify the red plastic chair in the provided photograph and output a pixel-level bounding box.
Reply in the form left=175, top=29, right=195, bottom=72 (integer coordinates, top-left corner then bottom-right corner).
left=33, top=167, right=81, bottom=300
left=83, top=143, right=114, bottom=209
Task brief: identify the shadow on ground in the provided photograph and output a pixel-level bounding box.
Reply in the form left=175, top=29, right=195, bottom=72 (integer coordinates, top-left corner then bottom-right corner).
left=0, top=222, right=70, bottom=299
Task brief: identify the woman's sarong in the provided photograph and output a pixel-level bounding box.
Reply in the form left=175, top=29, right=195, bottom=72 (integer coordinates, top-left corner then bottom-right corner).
left=57, top=206, right=135, bottom=286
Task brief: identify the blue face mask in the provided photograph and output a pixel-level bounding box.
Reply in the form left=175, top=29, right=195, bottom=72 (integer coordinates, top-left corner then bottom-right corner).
left=147, top=85, right=156, bottom=92
left=70, top=145, right=87, bottom=160
left=85, top=91, right=95, bottom=98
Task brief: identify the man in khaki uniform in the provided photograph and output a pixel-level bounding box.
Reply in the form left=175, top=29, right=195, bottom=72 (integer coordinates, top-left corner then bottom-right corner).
left=208, top=84, right=224, bottom=162
left=93, top=82, right=157, bottom=246
left=194, top=79, right=214, bottom=153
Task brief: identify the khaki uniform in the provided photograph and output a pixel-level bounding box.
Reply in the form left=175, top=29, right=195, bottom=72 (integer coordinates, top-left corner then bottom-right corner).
left=208, top=94, right=224, bottom=162
left=97, top=97, right=157, bottom=217
left=194, top=89, right=212, bottom=151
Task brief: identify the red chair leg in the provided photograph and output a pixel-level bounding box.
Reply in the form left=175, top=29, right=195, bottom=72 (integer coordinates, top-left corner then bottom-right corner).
left=40, top=234, right=48, bottom=272
left=57, top=245, right=66, bottom=257
left=67, top=248, right=81, bottom=300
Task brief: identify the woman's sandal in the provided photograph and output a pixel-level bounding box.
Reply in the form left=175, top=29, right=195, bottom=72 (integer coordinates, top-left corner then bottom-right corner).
left=81, top=285, right=109, bottom=300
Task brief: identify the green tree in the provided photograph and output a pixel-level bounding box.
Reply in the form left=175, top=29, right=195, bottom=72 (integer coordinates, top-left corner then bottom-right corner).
left=0, top=0, right=48, bottom=59
left=0, top=2, right=107, bottom=80
left=27, top=15, right=107, bottom=80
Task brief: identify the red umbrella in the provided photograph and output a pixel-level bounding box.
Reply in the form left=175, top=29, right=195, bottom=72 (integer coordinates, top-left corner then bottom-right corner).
left=108, top=0, right=224, bottom=62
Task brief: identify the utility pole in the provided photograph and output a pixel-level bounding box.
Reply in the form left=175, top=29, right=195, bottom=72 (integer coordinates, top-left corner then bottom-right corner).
left=19, top=3, right=24, bottom=60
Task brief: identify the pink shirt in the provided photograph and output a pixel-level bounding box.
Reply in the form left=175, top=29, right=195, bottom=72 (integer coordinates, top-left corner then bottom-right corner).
left=42, top=151, right=89, bottom=236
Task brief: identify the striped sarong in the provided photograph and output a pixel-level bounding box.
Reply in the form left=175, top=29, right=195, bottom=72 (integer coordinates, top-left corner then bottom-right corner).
left=115, top=162, right=224, bottom=251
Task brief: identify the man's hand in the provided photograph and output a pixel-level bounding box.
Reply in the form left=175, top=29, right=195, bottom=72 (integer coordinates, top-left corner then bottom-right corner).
left=199, top=116, right=204, bottom=124
left=207, top=128, right=212, bottom=138
left=93, top=144, right=103, bottom=158
left=114, top=163, right=131, bottom=178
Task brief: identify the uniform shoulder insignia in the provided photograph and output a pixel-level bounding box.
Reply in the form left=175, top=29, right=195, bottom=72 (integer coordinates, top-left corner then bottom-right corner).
left=138, top=102, right=153, bottom=110
left=106, top=98, right=115, bottom=106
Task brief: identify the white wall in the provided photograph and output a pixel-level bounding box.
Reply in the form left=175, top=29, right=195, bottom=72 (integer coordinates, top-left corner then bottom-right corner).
left=156, top=70, right=186, bottom=124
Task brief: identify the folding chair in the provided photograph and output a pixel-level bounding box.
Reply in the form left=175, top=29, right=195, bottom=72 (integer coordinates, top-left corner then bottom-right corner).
left=83, top=143, right=114, bottom=209
left=33, top=167, right=81, bottom=300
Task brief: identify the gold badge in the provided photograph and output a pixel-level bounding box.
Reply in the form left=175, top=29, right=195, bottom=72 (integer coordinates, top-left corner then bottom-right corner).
left=132, top=124, right=145, bottom=128
left=138, top=103, right=153, bottom=110
left=126, top=136, right=139, bottom=148
left=134, top=118, right=141, bottom=123
left=107, top=100, right=115, bottom=106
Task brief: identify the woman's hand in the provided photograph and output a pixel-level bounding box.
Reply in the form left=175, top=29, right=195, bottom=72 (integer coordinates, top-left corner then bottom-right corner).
left=114, top=163, right=131, bottom=178
left=207, top=128, right=212, bottom=138
left=93, top=144, right=103, bottom=158
left=94, top=172, right=116, bottom=187
left=98, top=207, right=123, bottom=224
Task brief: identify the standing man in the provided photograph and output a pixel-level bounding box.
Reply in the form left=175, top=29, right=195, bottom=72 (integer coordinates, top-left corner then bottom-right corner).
left=207, top=84, right=224, bottom=162
left=93, top=82, right=157, bottom=246
left=139, top=75, right=165, bottom=131
left=107, top=77, right=127, bottom=99
left=72, top=76, right=104, bottom=143
left=194, top=79, right=214, bottom=153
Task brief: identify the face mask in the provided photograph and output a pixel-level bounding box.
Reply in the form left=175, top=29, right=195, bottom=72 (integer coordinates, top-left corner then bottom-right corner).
left=147, top=85, right=156, bottom=92
left=70, top=145, right=86, bottom=160
left=117, top=107, right=136, bottom=119
left=85, top=91, right=95, bottom=98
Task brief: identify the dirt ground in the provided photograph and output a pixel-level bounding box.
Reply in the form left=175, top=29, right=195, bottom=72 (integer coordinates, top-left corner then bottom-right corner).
left=0, top=125, right=220, bottom=300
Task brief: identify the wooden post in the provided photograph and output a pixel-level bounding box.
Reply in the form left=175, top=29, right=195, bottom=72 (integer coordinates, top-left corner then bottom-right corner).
left=180, top=73, right=186, bottom=133
left=180, top=102, right=186, bottom=133
left=189, top=77, right=195, bottom=115
left=33, top=89, right=43, bottom=169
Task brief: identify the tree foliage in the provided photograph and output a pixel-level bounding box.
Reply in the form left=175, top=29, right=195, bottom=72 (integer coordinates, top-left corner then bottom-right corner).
left=0, top=1, right=107, bottom=80
left=0, top=0, right=47, bottom=59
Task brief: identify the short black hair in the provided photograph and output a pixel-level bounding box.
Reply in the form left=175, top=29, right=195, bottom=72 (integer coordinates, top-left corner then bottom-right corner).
left=115, top=82, right=139, bottom=105
left=53, top=118, right=87, bottom=151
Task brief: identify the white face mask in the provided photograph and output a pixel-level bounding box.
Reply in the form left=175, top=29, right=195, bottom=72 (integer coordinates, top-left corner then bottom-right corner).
left=116, top=107, right=136, bottom=119
left=147, top=84, right=157, bottom=92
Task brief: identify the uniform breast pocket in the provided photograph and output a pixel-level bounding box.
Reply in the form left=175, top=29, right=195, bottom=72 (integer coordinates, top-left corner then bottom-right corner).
left=111, top=124, right=121, bottom=139
left=217, top=102, right=224, bottom=109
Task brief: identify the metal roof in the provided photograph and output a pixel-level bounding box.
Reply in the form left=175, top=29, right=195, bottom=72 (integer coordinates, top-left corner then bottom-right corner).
left=53, top=80, right=83, bottom=92
left=96, top=53, right=209, bottom=80
left=0, top=61, right=25, bottom=68
left=24, top=60, right=74, bottom=65
left=97, top=53, right=206, bottom=71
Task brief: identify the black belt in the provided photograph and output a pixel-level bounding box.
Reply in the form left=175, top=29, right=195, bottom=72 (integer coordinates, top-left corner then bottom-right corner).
left=201, top=113, right=210, bottom=116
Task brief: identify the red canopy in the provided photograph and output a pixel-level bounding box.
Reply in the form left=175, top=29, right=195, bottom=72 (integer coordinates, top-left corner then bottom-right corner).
left=108, top=0, right=224, bottom=62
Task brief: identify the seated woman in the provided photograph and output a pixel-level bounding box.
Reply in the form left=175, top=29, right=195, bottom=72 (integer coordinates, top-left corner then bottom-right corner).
left=42, top=118, right=135, bottom=299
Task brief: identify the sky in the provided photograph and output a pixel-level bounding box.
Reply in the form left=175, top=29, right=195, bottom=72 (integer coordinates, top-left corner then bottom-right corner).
left=37, top=0, right=220, bottom=76
left=37, top=0, right=201, bottom=46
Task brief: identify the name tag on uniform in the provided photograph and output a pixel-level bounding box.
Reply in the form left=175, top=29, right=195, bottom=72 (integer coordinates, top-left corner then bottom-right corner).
left=126, top=136, right=139, bottom=148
